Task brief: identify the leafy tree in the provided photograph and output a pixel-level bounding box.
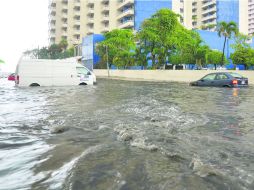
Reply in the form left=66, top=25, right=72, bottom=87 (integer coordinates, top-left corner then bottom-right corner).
left=48, top=44, right=62, bottom=59
left=231, top=33, right=251, bottom=50
left=134, top=42, right=149, bottom=69
left=38, top=47, right=50, bottom=59
left=24, top=40, right=74, bottom=60
left=170, top=28, right=208, bottom=67
left=96, top=29, right=135, bottom=68
left=59, top=38, right=68, bottom=51
left=137, top=19, right=159, bottom=67
left=230, top=33, right=253, bottom=69
left=206, top=50, right=226, bottom=69
left=137, top=9, right=178, bottom=68
left=230, top=47, right=254, bottom=69
left=217, top=21, right=238, bottom=68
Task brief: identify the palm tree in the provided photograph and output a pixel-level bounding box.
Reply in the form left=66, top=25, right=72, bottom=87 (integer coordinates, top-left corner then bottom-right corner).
left=217, top=21, right=238, bottom=69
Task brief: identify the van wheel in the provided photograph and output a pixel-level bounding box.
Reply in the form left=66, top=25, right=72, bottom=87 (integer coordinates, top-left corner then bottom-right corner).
left=79, top=83, right=87, bottom=85
left=30, top=83, right=40, bottom=87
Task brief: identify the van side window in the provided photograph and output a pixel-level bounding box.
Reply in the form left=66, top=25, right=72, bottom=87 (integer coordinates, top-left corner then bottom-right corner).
left=76, top=67, right=89, bottom=75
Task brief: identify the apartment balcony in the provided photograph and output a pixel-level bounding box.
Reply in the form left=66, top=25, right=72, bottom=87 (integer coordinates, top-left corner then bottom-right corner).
left=102, top=6, right=110, bottom=13
left=50, top=0, right=56, bottom=7
left=87, top=18, right=94, bottom=24
left=201, top=14, right=217, bottom=22
left=74, top=21, right=81, bottom=26
left=62, top=4, right=68, bottom=9
left=62, top=22, right=68, bottom=28
left=118, top=20, right=134, bottom=29
left=87, top=28, right=94, bottom=35
left=118, top=0, right=134, bottom=9
left=73, top=10, right=80, bottom=16
left=87, top=8, right=94, bottom=14
left=62, top=31, right=68, bottom=37
left=102, top=0, right=109, bottom=3
left=101, top=27, right=110, bottom=33
left=49, top=6, right=56, bottom=12
left=49, top=27, right=56, bottom=33
left=202, top=0, right=216, bottom=9
left=73, top=30, right=80, bottom=35
left=73, top=34, right=81, bottom=41
left=101, top=16, right=109, bottom=23
left=49, top=23, right=56, bottom=30
left=50, top=10, right=56, bottom=16
left=62, top=13, right=68, bottom=18
left=201, top=20, right=217, bottom=29
left=50, top=18, right=56, bottom=24
left=50, top=32, right=56, bottom=38
left=202, top=6, right=216, bottom=16
left=49, top=37, right=56, bottom=45
left=49, top=36, right=56, bottom=40
left=87, top=0, right=94, bottom=6
left=117, top=8, right=134, bottom=20
left=74, top=1, right=80, bottom=8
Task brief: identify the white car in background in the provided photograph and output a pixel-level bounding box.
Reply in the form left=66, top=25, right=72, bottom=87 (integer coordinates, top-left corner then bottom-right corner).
left=15, top=58, right=96, bottom=87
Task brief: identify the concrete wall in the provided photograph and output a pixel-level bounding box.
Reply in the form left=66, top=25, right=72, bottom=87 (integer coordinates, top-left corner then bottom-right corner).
left=94, top=69, right=254, bottom=84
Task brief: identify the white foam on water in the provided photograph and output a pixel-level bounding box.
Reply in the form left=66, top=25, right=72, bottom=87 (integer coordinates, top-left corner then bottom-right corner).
left=0, top=142, right=52, bottom=190
left=189, top=157, right=222, bottom=178
left=130, top=138, right=158, bottom=152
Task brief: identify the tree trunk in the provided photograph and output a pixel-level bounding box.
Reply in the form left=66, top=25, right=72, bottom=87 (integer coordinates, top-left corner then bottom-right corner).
left=151, top=54, right=156, bottom=68
left=221, top=36, right=227, bottom=68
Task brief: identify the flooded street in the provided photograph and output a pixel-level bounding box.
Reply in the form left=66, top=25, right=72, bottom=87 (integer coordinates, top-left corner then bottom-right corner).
left=0, top=78, right=254, bottom=190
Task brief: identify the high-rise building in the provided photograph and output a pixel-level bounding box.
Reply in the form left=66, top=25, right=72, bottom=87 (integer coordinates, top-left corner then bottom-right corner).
left=248, top=0, right=254, bottom=34
left=49, top=0, right=120, bottom=46
left=172, top=0, right=250, bottom=34
left=48, top=0, right=172, bottom=46
left=48, top=0, right=252, bottom=47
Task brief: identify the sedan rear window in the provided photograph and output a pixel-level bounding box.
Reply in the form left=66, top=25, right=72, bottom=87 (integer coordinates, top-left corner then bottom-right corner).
left=230, top=73, right=243, bottom=78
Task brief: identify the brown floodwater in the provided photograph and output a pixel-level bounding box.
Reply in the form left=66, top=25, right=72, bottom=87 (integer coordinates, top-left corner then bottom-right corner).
left=0, top=78, right=254, bottom=190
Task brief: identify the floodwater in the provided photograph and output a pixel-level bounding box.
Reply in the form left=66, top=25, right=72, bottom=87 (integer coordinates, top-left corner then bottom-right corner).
left=0, top=78, right=254, bottom=190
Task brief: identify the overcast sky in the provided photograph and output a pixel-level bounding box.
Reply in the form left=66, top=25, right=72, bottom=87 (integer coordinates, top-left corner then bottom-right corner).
left=0, top=0, right=48, bottom=72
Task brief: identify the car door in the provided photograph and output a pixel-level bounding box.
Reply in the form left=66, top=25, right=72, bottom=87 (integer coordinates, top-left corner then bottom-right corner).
left=214, top=73, right=230, bottom=87
left=197, top=73, right=217, bottom=86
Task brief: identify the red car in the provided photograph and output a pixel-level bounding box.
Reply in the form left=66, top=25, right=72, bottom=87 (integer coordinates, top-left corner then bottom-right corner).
left=8, top=73, right=15, bottom=81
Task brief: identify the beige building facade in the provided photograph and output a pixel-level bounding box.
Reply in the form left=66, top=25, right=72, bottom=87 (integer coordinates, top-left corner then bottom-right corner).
left=48, top=0, right=252, bottom=47
left=49, top=0, right=134, bottom=46
left=172, top=0, right=251, bottom=35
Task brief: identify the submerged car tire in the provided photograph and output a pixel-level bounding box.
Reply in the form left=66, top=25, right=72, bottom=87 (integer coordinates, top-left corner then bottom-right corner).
left=79, top=83, right=87, bottom=85
left=30, top=83, right=40, bottom=87
left=222, top=85, right=231, bottom=88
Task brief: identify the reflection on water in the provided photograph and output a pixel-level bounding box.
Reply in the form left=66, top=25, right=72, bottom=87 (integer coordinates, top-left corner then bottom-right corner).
left=0, top=78, right=254, bottom=190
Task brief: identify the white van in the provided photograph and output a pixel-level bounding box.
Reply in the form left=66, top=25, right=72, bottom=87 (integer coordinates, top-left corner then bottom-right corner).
left=15, top=58, right=96, bottom=87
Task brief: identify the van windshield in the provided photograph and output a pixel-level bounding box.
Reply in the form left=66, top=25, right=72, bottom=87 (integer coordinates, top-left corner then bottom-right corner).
left=76, top=67, right=90, bottom=75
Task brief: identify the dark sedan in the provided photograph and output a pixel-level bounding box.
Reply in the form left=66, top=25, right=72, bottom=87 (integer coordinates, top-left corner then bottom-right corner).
left=190, top=72, right=248, bottom=87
